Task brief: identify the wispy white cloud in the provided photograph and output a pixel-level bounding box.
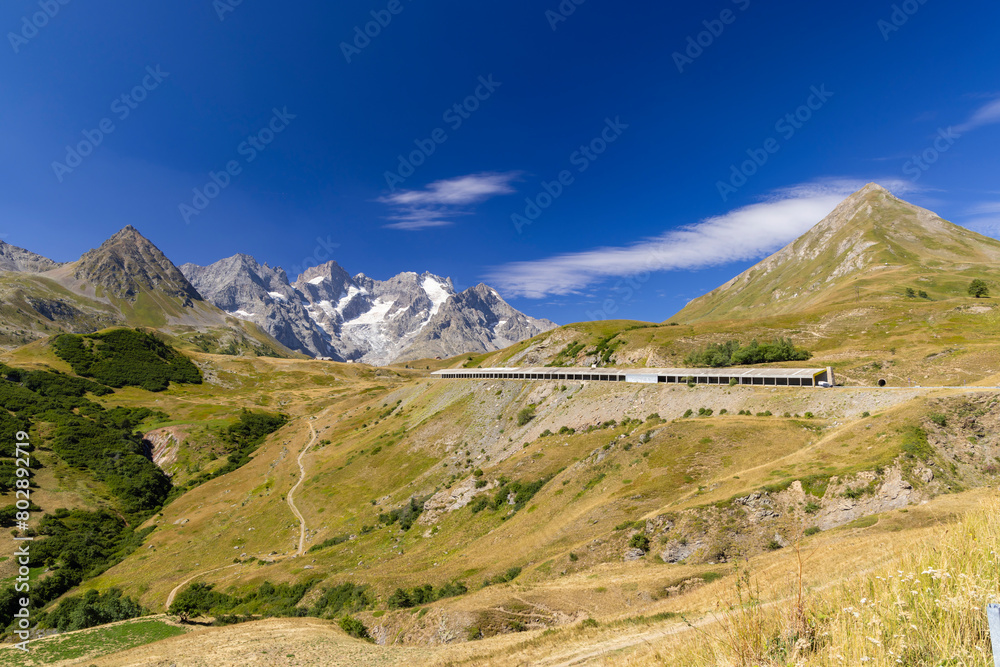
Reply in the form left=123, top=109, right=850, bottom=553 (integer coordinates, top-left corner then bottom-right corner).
left=380, top=172, right=519, bottom=230
left=954, top=98, right=1000, bottom=133
left=486, top=179, right=911, bottom=299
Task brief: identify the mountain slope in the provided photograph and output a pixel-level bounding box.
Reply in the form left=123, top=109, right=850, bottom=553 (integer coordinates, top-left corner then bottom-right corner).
left=673, top=183, right=1000, bottom=324
left=0, top=227, right=293, bottom=356
left=396, top=283, right=558, bottom=363
left=184, top=256, right=557, bottom=365
left=293, top=264, right=454, bottom=365
left=181, top=255, right=337, bottom=359
left=0, top=240, right=62, bottom=272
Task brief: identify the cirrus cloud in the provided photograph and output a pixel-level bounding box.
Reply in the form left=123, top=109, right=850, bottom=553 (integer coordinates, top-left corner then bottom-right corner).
left=380, top=171, right=520, bottom=230
left=486, top=178, right=918, bottom=299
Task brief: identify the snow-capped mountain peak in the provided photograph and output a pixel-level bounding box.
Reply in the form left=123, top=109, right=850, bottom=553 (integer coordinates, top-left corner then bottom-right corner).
left=181, top=258, right=555, bottom=365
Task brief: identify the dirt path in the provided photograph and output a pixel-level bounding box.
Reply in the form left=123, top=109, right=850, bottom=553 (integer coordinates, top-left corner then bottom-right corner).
left=286, top=417, right=318, bottom=556
left=164, top=414, right=323, bottom=610
left=164, top=563, right=240, bottom=610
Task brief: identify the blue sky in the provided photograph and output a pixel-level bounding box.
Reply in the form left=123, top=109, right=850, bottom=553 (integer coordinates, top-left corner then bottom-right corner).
left=3, top=0, right=1000, bottom=325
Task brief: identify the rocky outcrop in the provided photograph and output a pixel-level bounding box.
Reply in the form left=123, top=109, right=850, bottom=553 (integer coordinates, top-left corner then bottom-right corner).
left=0, top=241, right=62, bottom=273
left=183, top=256, right=556, bottom=365
left=72, top=226, right=202, bottom=303
left=396, top=283, right=557, bottom=364
left=182, top=254, right=337, bottom=359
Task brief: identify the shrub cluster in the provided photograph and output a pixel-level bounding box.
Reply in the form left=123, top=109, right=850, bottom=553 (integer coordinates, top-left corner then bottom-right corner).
left=0, top=510, right=153, bottom=633
left=387, top=581, right=468, bottom=609
left=684, top=338, right=812, bottom=368
left=483, top=566, right=522, bottom=587
left=39, top=588, right=144, bottom=632
left=185, top=409, right=288, bottom=487
left=469, top=475, right=552, bottom=516
left=378, top=496, right=426, bottom=531
left=53, top=329, right=202, bottom=392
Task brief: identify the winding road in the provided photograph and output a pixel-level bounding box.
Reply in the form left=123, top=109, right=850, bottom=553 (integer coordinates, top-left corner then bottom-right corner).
left=164, top=413, right=321, bottom=610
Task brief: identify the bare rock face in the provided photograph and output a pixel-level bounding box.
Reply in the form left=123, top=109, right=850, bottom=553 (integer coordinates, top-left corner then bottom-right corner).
left=418, top=477, right=495, bottom=526
left=183, top=256, right=556, bottom=365
left=0, top=241, right=62, bottom=273
left=815, top=468, right=917, bottom=531
left=623, top=548, right=646, bottom=561
left=396, top=284, right=557, bottom=364
left=660, top=541, right=696, bottom=563
left=182, top=254, right=336, bottom=359
left=74, top=226, right=201, bottom=303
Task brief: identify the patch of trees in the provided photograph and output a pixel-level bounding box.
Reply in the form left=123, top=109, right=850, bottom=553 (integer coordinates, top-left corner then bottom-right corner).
left=684, top=338, right=812, bottom=368
left=386, top=581, right=468, bottom=609
left=52, top=415, right=171, bottom=514
left=53, top=329, right=202, bottom=392
left=469, top=475, right=553, bottom=516
left=38, top=588, right=145, bottom=632
left=0, top=364, right=170, bottom=511
left=169, top=580, right=373, bottom=624
left=378, top=496, right=426, bottom=531
left=0, top=510, right=153, bottom=633
left=0, top=362, right=173, bottom=636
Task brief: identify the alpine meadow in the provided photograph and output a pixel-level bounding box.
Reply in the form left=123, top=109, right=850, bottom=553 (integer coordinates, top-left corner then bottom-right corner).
left=3, top=2, right=1000, bottom=665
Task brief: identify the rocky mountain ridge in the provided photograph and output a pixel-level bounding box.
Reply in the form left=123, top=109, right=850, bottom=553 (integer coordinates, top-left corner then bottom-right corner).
left=184, top=256, right=557, bottom=365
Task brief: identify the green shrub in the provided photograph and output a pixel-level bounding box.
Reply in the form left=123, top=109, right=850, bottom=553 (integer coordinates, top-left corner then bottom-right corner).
left=378, top=496, right=427, bottom=531
left=928, top=413, right=947, bottom=428
left=685, top=338, right=811, bottom=368
left=517, top=407, right=536, bottom=426
left=804, top=526, right=821, bottom=536
left=628, top=534, right=650, bottom=552
left=339, top=615, right=373, bottom=641
left=683, top=409, right=694, bottom=418
left=968, top=279, right=989, bottom=298
left=53, top=329, right=202, bottom=392
left=40, top=588, right=144, bottom=632
left=308, top=534, right=350, bottom=553
left=310, top=583, right=371, bottom=617
left=901, top=426, right=934, bottom=460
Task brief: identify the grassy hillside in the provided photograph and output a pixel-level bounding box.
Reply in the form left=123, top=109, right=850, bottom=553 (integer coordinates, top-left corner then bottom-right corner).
left=3, top=207, right=1000, bottom=665
left=675, top=184, right=1000, bottom=324
left=38, top=348, right=988, bottom=657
